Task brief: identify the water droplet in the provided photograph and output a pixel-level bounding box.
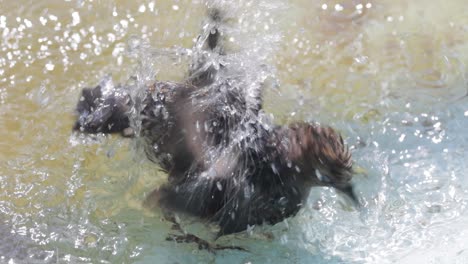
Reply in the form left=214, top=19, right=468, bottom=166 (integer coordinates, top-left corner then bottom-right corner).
left=148, top=2, right=155, bottom=12
left=72, top=12, right=80, bottom=26
left=334, top=4, right=344, bottom=11
left=0, top=16, right=6, bottom=28
left=127, top=36, right=141, bottom=52
left=23, top=19, right=32, bottom=28
left=398, top=134, right=406, bottom=142
left=295, top=166, right=301, bottom=173
left=271, top=163, right=279, bottom=174
left=120, top=20, right=128, bottom=28
left=45, top=62, right=55, bottom=71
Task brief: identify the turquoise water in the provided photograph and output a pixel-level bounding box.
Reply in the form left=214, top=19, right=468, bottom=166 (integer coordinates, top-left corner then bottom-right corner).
left=1, top=0, right=468, bottom=263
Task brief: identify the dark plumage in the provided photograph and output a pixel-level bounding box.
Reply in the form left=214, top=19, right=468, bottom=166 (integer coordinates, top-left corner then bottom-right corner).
left=73, top=8, right=358, bottom=236
left=74, top=83, right=132, bottom=136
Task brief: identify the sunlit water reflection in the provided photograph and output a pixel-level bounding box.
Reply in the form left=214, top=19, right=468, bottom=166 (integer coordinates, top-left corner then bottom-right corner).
left=1, top=0, right=467, bottom=263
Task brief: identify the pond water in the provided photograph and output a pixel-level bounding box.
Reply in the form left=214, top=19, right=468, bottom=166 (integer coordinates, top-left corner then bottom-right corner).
left=1, top=0, right=468, bottom=263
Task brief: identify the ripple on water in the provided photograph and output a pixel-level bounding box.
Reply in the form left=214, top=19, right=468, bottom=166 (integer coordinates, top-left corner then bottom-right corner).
left=402, top=34, right=462, bottom=89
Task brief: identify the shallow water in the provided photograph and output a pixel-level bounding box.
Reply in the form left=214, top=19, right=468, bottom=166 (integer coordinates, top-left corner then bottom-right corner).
left=1, top=0, right=468, bottom=263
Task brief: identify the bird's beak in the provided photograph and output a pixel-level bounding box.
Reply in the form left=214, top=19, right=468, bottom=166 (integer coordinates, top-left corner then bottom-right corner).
left=315, top=169, right=360, bottom=208
left=335, top=184, right=360, bottom=208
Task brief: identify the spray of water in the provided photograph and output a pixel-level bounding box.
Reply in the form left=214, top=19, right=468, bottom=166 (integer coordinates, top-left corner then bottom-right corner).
left=119, top=0, right=286, bottom=177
